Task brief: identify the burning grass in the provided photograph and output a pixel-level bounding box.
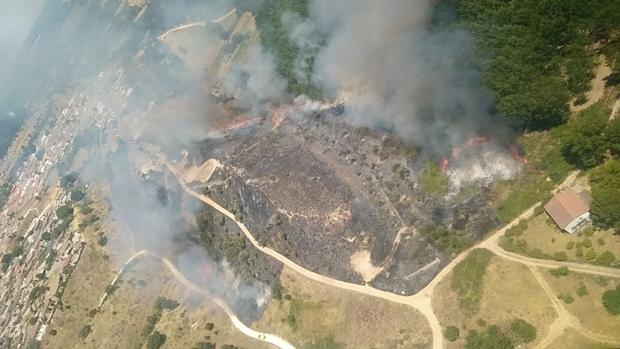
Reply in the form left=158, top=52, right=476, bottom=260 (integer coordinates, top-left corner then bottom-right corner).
left=491, top=131, right=574, bottom=223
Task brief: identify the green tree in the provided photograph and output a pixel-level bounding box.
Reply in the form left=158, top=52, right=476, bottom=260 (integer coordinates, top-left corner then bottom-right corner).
left=465, top=325, right=514, bottom=349
left=576, top=283, right=589, bottom=297
left=444, top=326, right=460, bottom=342
left=549, top=266, right=570, bottom=278
left=448, top=0, right=620, bottom=130
left=509, top=318, right=537, bottom=343
left=192, top=343, right=216, bottom=349
left=560, top=103, right=610, bottom=168
left=272, top=281, right=284, bottom=300
left=589, top=160, right=620, bottom=231
left=595, top=251, right=616, bottom=266
left=70, top=189, right=85, bottom=202
left=79, top=325, right=91, bottom=339
left=602, top=285, right=620, bottom=315
left=146, top=331, right=167, bottom=349
left=55, top=205, right=73, bottom=220
left=60, top=173, right=78, bottom=188
left=606, top=118, right=620, bottom=156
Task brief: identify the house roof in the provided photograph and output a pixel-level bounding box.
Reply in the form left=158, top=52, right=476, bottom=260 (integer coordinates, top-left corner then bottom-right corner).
left=544, top=188, right=591, bottom=229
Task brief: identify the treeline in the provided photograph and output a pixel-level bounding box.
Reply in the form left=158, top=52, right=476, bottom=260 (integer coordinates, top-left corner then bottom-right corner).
left=0, top=115, right=24, bottom=159
left=255, top=0, right=322, bottom=98
left=449, top=0, right=620, bottom=129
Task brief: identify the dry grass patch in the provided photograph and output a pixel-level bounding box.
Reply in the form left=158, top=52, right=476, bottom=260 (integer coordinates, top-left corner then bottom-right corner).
left=547, top=327, right=612, bottom=349
left=512, top=213, right=620, bottom=266
left=433, top=252, right=556, bottom=349
left=541, top=271, right=620, bottom=336
left=254, top=266, right=431, bottom=349
left=148, top=287, right=270, bottom=349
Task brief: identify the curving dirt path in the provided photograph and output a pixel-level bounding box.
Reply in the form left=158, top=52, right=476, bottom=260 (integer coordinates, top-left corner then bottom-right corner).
left=104, top=250, right=295, bottom=349
left=157, top=254, right=296, bottom=349
left=166, top=162, right=445, bottom=347
left=168, top=162, right=620, bottom=349
left=530, top=266, right=620, bottom=348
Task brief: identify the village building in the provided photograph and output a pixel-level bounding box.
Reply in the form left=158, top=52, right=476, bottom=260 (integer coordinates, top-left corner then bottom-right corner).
left=544, top=188, right=592, bottom=234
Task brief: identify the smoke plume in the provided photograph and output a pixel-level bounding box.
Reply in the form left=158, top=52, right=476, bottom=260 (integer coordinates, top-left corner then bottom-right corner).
left=289, top=0, right=501, bottom=154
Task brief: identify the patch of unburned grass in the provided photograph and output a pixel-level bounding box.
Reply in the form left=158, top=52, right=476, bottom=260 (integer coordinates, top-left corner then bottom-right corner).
left=450, top=249, right=493, bottom=316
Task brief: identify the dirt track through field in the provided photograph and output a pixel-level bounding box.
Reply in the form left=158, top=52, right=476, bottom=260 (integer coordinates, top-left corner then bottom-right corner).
left=165, top=161, right=620, bottom=349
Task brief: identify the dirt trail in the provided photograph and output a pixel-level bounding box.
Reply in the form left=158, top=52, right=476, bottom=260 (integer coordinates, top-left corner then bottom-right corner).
left=168, top=163, right=620, bottom=349
left=106, top=250, right=294, bottom=349
left=570, top=56, right=612, bottom=113
left=166, top=162, right=445, bottom=347
left=611, top=98, right=620, bottom=121
left=530, top=267, right=620, bottom=348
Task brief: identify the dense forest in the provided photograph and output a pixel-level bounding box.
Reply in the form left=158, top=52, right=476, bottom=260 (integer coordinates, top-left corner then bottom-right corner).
left=256, top=0, right=620, bottom=130
left=254, top=0, right=620, bottom=232
left=449, top=0, right=620, bottom=129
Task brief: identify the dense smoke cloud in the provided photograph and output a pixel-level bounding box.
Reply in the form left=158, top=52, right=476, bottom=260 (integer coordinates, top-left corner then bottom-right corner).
left=0, top=0, right=45, bottom=82
left=222, top=46, right=288, bottom=112
left=290, top=0, right=500, bottom=154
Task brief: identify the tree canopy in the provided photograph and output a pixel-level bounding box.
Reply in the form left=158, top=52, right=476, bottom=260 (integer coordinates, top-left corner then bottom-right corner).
left=449, top=0, right=620, bottom=129
left=590, top=160, right=620, bottom=232
left=560, top=103, right=611, bottom=169
left=603, top=284, right=620, bottom=315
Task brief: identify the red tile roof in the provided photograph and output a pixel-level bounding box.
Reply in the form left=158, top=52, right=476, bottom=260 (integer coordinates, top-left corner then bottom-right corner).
left=544, top=188, right=590, bottom=229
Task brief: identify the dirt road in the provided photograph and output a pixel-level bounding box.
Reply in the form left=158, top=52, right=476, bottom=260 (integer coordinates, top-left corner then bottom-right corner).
left=169, top=163, right=620, bottom=349
left=108, top=250, right=295, bottom=349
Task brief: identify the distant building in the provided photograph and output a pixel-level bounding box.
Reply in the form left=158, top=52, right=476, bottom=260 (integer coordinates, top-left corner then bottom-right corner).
left=544, top=188, right=592, bottom=234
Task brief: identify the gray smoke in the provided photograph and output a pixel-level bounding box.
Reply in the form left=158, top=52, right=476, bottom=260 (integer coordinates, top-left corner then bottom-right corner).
left=0, top=0, right=45, bottom=82
left=0, top=0, right=279, bottom=322
left=289, top=0, right=499, bottom=154
left=222, top=45, right=288, bottom=113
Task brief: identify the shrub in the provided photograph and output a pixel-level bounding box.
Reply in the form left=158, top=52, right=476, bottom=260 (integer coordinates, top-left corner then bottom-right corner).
left=192, top=343, right=216, bottom=349
left=79, top=325, right=91, bottom=339
left=595, top=251, right=616, bottom=266
left=272, top=281, right=284, bottom=300
left=558, top=294, right=575, bottom=304
left=465, top=325, right=514, bottom=349
left=566, top=241, right=574, bottom=250
left=155, top=297, right=179, bottom=311
left=444, top=326, right=460, bottom=342
left=509, top=318, right=537, bottom=343
left=97, top=236, right=108, bottom=246
left=576, top=246, right=584, bottom=258
left=553, top=251, right=567, bottom=261
left=146, top=331, right=166, bottom=349
left=56, top=205, right=73, bottom=220
left=421, top=224, right=472, bottom=256
left=585, top=249, right=597, bottom=261
left=598, top=237, right=605, bottom=246
left=549, top=266, right=570, bottom=278
left=602, top=285, right=620, bottom=315
left=590, top=160, right=620, bottom=231
left=60, top=173, right=78, bottom=188
left=576, top=284, right=588, bottom=297
left=70, top=189, right=85, bottom=202
left=582, top=238, right=592, bottom=248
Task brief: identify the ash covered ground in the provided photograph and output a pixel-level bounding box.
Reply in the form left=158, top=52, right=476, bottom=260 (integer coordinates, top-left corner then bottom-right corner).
left=190, top=105, right=504, bottom=295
